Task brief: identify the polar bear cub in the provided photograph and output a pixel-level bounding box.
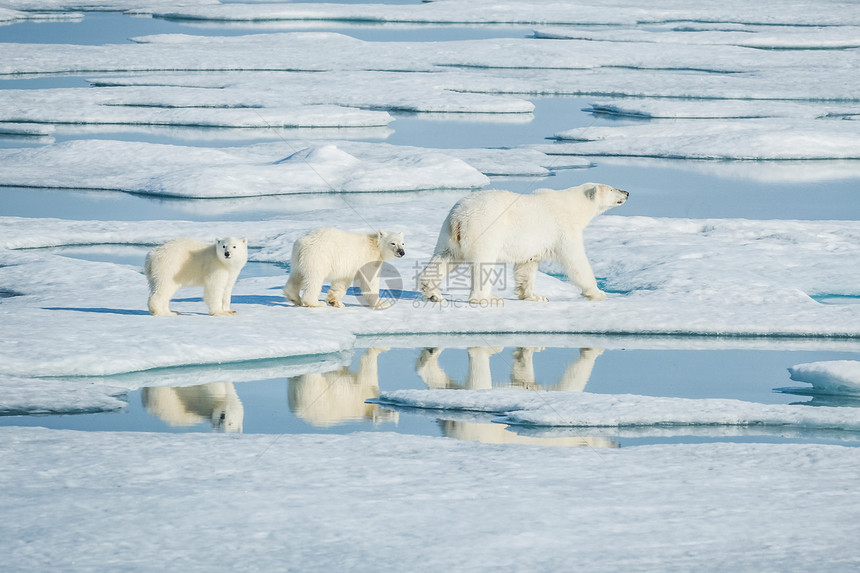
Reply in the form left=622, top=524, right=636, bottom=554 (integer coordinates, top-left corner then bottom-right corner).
left=141, top=382, right=244, bottom=433
left=418, top=183, right=628, bottom=304
left=284, top=228, right=405, bottom=309
left=145, top=237, right=248, bottom=316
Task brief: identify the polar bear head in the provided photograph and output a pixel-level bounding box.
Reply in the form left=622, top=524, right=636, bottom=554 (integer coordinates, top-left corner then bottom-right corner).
left=581, top=183, right=629, bottom=213
left=377, top=231, right=406, bottom=260
left=211, top=402, right=244, bottom=433
left=215, top=237, right=248, bottom=266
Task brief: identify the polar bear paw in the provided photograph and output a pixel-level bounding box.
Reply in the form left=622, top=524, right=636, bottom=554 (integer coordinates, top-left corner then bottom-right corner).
left=520, top=294, right=549, bottom=302
left=584, top=290, right=607, bottom=301
left=326, top=295, right=345, bottom=308
left=370, top=299, right=394, bottom=310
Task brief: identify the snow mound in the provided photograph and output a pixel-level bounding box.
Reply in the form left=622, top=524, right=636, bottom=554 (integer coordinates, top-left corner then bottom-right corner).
left=0, top=140, right=491, bottom=197
left=275, top=144, right=361, bottom=168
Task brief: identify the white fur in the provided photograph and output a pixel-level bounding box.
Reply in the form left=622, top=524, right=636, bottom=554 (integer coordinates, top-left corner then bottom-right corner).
left=141, top=382, right=244, bottom=433
left=284, top=228, right=405, bottom=309
left=145, top=237, right=248, bottom=316
left=417, top=183, right=628, bottom=303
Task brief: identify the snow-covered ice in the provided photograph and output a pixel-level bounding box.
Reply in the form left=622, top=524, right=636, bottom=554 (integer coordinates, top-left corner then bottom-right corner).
left=3, top=206, right=860, bottom=385
left=0, top=375, right=126, bottom=416
left=547, top=119, right=860, bottom=160
left=145, top=0, right=860, bottom=27
left=2, top=428, right=860, bottom=570
left=0, top=87, right=393, bottom=128
left=375, top=388, right=860, bottom=433
left=0, top=140, right=493, bottom=196
left=787, top=361, right=860, bottom=397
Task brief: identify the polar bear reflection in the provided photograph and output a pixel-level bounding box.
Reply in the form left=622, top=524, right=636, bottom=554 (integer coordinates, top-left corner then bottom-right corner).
left=416, top=347, right=615, bottom=448
left=416, top=347, right=603, bottom=391
left=289, top=347, right=398, bottom=427
left=141, top=382, right=244, bottom=433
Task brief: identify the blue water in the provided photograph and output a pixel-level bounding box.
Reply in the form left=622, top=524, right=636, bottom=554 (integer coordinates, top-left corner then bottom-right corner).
left=3, top=345, right=859, bottom=448
left=3, top=12, right=860, bottom=447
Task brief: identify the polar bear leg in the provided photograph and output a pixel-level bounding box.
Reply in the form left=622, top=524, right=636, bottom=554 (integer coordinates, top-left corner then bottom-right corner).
left=220, top=272, right=239, bottom=315
left=558, top=236, right=605, bottom=301
left=204, top=272, right=231, bottom=316
left=358, top=264, right=389, bottom=309
left=284, top=271, right=303, bottom=306
left=326, top=279, right=349, bottom=308
left=465, top=346, right=503, bottom=390
left=467, top=249, right=503, bottom=304
left=418, top=254, right=458, bottom=302
left=148, top=284, right=179, bottom=316
left=415, top=348, right=458, bottom=390
left=514, top=261, right=549, bottom=302
left=510, top=347, right=544, bottom=390
left=300, top=272, right=326, bottom=308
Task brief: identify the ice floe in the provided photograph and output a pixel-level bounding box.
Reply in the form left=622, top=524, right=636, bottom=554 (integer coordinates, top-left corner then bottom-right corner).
left=374, top=388, right=860, bottom=433
left=0, top=87, right=393, bottom=128
left=145, top=0, right=860, bottom=27
left=0, top=140, right=492, bottom=196
left=546, top=119, right=860, bottom=160
left=3, top=427, right=860, bottom=570
left=0, top=375, right=126, bottom=416
left=5, top=71, right=534, bottom=122
left=787, top=361, right=860, bottom=397
left=534, top=25, right=860, bottom=50
left=583, top=99, right=860, bottom=120
left=0, top=0, right=217, bottom=13
left=1, top=29, right=850, bottom=78
left=0, top=7, right=82, bottom=23
left=3, top=200, right=860, bottom=387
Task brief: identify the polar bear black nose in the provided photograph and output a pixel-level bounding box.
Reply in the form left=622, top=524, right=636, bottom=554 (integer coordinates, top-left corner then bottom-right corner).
left=224, top=251, right=230, bottom=258
left=397, top=248, right=405, bottom=257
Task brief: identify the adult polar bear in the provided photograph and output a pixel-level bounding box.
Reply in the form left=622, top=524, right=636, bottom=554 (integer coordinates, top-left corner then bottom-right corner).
left=418, top=183, right=628, bottom=304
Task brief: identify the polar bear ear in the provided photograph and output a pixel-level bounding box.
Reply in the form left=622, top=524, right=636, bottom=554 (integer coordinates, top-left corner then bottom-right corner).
left=377, top=230, right=384, bottom=241
left=584, top=185, right=597, bottom=201
left=241, top=237, right=247, bottom=245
